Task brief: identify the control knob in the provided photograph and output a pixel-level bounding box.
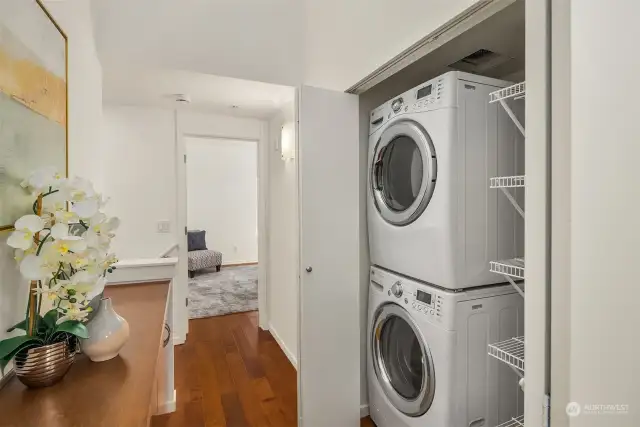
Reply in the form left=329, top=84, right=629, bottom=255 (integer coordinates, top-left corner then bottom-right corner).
left=391, top=281, right=403, bottom=298
left=391, top=98, right=404, bottom=113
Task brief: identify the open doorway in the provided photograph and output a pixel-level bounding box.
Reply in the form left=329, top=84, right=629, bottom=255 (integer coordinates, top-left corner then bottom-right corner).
left=185, top=135, right=259, bottom=319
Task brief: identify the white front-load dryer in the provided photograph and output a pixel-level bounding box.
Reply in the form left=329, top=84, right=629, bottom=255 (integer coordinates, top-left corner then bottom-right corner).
left=368, top=71, right=524, bottom=289
left=367, top=266, right=524, bottom=427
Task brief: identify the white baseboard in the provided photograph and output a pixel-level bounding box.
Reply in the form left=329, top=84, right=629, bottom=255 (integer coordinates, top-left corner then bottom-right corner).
left=173, top=334, right=186, bottom=345
left=360, top=404, right=369, bottom=418
left=157, top=389, right=177, bottom=414
left=268, top=323, right=297, bottom=370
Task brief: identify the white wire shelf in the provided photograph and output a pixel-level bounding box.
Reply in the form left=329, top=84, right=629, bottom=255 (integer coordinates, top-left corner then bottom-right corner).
left=490, top=258, right=525, bottom=280
left=496, top=415, right=525, bottom=427
left=489, top=82, right=526, bottom=103
left=489, top=81, right=525, bottom=136
left=489, top=336, right=525, bottom=372
left=491, top=176, right=525, bottom=218
left=490, top=175, right=525, bottom=188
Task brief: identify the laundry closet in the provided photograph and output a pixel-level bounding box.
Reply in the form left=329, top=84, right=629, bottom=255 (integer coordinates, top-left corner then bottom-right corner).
left=296, top=1, right=637, bottom=427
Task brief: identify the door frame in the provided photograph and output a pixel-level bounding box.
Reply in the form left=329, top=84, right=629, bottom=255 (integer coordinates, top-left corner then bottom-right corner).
left=175, top=113, right=271, bottom=342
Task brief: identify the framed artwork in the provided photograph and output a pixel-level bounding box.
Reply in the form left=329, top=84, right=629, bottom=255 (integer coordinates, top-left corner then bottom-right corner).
left=0, top=0, right=68, bottom=230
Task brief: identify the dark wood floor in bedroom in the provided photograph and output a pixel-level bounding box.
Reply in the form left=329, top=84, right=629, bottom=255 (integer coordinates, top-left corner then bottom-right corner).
left=152, top=310, right=376, bottom=427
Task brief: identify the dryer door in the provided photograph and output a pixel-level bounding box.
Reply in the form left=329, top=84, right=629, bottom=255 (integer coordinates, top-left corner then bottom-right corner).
left=371, top=119, right=437, bottom=226
left=372, top=303, right=436, bottom=417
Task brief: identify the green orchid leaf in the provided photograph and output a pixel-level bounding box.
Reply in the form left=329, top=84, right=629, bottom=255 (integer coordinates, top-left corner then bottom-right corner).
left=42, top=309, right=59, bottom=331
left=0, top=336, right=38, bottom=360
left=5, top=320, right=27, bottom=333
left=54, top=321, right=89, bottom=339
left=6, top=315, right=44, bottom=333
left=0, top=336, right=44, bottom=374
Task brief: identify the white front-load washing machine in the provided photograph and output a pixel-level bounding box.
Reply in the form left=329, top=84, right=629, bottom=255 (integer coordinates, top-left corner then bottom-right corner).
left=367, top=266, right=523, bottom=427
left=368, top=71, right=524, bottom=290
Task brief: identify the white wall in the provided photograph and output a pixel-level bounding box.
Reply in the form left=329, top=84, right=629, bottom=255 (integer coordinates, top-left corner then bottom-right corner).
left=0, top=0, right=103, bottom=380
left=186, top=137, right=258, bottom=264
left=47, top=0, right=104, bottom=190
left=266, top=102, right=298, bottom=366
left=101, top=106, right=177, bottom=259
left=564, top=1, right=640, bottom=425
left=101, top=105, right=267, bottom=343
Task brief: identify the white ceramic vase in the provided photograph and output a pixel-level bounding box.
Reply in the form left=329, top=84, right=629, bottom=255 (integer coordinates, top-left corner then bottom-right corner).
left=81, top=298, right=130, bottom=362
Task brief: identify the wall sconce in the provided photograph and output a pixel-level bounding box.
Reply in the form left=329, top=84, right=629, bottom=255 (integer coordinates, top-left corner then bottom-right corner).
left=280, top=122, right=295, bottom=161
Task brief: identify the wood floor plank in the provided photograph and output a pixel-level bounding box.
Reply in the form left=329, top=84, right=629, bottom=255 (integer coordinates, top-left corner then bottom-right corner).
left=361, top=416, right=376, bottom=427
left=153, top=311, right=370, bottom=427
left=232, top=326, right=266, bottom=378
left=220, top=392, right=250, bottom=427
left=194, top=341, right=227, bottom=427
left=225, top=351, right=271, bottom=427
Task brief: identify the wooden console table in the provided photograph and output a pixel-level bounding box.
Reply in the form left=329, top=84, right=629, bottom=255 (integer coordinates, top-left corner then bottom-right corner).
left=0, top=281, right=172, bottom=427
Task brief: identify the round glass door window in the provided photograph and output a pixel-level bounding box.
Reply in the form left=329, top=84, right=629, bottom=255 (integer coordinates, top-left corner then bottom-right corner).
left=372, top=303, right=436, bottom=416
left=372, top=120, right=437, bottom=226
left=379, top=136, right=424, bottom=212
left=379, top=314, right=424, bottom=399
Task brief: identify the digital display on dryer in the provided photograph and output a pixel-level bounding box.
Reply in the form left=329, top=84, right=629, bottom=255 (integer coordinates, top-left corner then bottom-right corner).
left=417, top=85, right=432, bottom=99
left=416, top=290, right=432, bottom=305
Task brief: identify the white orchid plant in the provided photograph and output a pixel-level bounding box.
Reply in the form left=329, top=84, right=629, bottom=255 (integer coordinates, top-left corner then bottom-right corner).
left=0, top=167, right=119, bottom=372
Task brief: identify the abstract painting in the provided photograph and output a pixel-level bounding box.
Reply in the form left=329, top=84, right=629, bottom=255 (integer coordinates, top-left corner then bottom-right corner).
left=0, top=0, right=67, bottom=229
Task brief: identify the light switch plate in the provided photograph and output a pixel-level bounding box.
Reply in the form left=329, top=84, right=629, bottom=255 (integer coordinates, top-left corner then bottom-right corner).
left=157, top=220, right=171, bottom=233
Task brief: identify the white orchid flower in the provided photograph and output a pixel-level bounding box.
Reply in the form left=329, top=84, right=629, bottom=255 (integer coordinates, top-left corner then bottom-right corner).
left=71, top=199, right=99, bottom=219
left=65, top=177, right=96, bottom=201
left=41, top=187, right=72, bottom=214
left=35, top=281, right=67, bottom=301
left=53, top=209, right=79, bottom=225
left=87, top=276, right=107, bottom=300
left=56, top=303, right=90, bottom=324
left=84, top=229, right=110, bottom=252
left=69, top=253, right=89, bottom=270
left=65, top=271, right=100, bottom=299
left=89, top=213, right=120, bottom=236
left=83, top=249, right=112, bottom=276
left=63, top=177, right=102, bottom=219
left=7, top=215, right=45, bottom=250
left=49, top=223, right=87, bottom=255
left=21, top=167, right=65, bottom=193
left=19, top=253, right=58, bottom=280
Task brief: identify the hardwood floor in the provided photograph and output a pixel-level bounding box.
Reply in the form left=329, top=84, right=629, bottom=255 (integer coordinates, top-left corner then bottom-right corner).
left=152, top=311, right=297, bottom=427
left=360, top=416, right=376, bottom=427
left=152, top=310, right=376, bottom=427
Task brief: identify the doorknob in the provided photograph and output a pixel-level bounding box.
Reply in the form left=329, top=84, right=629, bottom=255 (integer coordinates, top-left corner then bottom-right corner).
left=306, top=266, right=313, bottom=273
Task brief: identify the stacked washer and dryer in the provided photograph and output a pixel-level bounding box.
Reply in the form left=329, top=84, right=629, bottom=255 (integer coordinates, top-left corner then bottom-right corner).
left=366, top=71, right=524, bottom=427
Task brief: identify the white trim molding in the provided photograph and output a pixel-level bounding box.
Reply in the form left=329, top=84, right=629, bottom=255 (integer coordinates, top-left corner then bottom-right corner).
left=108, top=257, right=178, bottom=284
left=157, top=389, right=177, bottom=415
left=269, top=323, right=297, bottom=369
left=360, top=404, right=370, bottom=418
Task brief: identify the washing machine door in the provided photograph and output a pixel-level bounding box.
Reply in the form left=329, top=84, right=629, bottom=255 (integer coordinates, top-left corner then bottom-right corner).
left=371, top=119, right=437, bottom=226
left=372, top=303, right=436, bottom=417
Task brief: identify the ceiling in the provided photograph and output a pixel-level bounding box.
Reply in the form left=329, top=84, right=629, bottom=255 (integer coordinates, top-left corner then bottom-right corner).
left=102, top=67, right=295, bottom=119
left=91, top=0, right=304, bottom=88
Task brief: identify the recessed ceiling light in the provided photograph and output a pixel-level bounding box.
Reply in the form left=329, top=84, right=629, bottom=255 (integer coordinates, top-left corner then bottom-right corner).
left=168, top=93, right=191, bottom=104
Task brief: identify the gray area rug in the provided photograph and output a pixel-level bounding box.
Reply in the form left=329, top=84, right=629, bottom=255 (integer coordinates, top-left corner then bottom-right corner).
left=188, top=265, right=258, bottom=319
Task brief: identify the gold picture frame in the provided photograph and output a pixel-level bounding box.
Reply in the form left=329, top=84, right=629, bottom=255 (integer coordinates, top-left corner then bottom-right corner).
left=0, top=0, right=68, bottom=231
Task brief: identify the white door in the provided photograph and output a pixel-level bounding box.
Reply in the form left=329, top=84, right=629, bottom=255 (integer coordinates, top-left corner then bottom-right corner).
left=297, top=86, right=361, bottom=427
